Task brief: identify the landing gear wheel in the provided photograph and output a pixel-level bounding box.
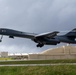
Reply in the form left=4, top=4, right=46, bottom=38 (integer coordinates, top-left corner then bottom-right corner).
left=37, top=43, right=44, bottom=47
left=0, top=35, right=3, bottom=42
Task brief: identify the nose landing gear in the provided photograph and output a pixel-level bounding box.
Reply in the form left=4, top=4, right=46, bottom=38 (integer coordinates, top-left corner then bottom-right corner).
left=0, top=35, right=3, bottom=42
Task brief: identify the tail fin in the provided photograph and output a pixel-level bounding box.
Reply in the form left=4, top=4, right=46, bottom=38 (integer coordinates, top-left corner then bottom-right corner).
left=65, top=28, right=76, bottom=40
left=65, top=28, right=76, bottom=36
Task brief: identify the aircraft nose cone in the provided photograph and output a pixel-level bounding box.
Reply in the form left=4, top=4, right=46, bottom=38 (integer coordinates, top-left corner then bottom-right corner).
left=0, top=29, right=2, bottom=32
left=0, top=29, right=1, bottom=32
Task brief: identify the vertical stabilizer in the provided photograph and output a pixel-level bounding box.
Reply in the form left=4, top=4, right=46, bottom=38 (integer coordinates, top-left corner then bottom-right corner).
left=65, top=28, right=76, bottom=37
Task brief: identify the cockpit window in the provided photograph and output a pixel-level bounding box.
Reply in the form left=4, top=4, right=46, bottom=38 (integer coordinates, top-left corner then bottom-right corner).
left=2, top=30, right=6, bottom=32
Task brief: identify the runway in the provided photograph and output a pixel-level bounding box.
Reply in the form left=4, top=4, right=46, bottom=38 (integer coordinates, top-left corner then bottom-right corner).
left=0, top=63, right=76, bottom=66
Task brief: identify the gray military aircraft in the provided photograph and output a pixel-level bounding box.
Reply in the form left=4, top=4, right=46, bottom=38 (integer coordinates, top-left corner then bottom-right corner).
left=0, top=28, right=76, bottom=47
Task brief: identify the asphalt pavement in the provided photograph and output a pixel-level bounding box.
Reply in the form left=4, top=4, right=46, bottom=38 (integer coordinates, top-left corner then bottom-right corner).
left=0, top=63, right=76, bottom=66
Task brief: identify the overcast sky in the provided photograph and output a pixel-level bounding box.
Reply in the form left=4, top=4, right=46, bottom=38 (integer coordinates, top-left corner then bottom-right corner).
left=0, top=0, right=76, bottom=53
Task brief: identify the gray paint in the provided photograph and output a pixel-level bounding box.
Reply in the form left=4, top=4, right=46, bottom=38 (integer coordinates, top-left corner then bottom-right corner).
left=0, top=0, right=76, bottom=53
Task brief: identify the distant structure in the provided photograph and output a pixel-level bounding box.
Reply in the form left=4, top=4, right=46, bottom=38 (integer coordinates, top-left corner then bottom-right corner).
left=1, top=45, right=76, bottom=60
left=8, top=53, right=28, bottom=60
left=0, top=52, right=8, bottom=57
left=28, top=45, right=76, bottom=60
left=0, top=52, right=28, bottom=60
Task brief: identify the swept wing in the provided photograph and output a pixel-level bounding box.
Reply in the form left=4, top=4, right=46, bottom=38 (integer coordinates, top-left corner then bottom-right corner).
left=35, top=31, right=59, bottom=38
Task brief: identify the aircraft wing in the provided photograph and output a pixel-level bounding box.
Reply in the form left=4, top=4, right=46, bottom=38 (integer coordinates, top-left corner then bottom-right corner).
left=35, top=31, right=59, bottom=38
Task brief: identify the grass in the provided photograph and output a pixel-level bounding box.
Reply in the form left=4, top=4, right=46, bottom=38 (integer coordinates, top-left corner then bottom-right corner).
left=0, top=58, right=12, bottom=60
left=0, top=59, right=76, bottom=75
left=0, top=65, right=76, bottom=75
left=0, top=59, right=76, bottom=65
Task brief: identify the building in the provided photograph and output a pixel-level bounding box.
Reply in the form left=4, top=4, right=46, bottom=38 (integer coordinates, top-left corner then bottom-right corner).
left=28, top=45, right=76, bottom=60
left=8, top=53, right=28, bottom=60
left=1, top=45, right=76, bottom=60
left=0, top=52, right=8, bottom=57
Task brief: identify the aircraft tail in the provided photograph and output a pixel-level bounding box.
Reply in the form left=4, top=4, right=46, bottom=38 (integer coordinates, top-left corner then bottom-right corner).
left=65, top=28, right=76, bottom=40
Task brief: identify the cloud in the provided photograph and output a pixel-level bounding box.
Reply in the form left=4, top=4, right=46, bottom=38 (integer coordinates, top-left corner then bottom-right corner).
left=0, top=0, right=76, bottom=53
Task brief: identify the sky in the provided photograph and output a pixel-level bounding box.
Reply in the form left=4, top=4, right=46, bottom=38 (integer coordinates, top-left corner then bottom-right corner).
left=0, top=0, right=76, bottom=53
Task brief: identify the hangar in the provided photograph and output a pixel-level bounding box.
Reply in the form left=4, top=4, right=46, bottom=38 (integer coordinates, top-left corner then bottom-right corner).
left=28, top=45, right=76, bottom=60
left=1, top=45, right=76, bottom=60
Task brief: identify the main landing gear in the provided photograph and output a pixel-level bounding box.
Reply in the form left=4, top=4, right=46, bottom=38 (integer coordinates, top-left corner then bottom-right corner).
left=0, top=35, right=3, bottom=42
left=37, top=43, right=44, bottom=47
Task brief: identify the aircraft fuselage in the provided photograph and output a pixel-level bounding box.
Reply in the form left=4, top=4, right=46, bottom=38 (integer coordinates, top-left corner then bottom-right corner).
left=0, top=28, right=76, bottom=47
left=0, top=28, right=35, bottom=39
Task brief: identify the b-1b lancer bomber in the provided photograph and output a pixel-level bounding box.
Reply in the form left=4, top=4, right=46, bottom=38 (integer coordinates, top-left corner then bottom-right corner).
left=0, top=28, right=76, bottom=47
